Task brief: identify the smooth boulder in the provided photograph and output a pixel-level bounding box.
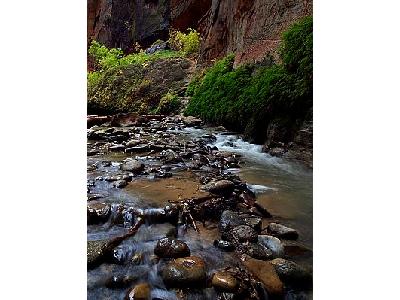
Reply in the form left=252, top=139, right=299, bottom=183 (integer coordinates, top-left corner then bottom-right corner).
left=243, top=258, right=283, bottom=298
left=154, top=237, right=190, bottom=259
left=202, top=180, right=235, bottom=196
left=270, top=258, right=312, bottom=287
left=258, top=235, right=284, bottom=258
left=211, top=271, right=238, bottom=292
left=161, top=256, right=206, bottom=288
left=126, top=282, right=150, bottom=300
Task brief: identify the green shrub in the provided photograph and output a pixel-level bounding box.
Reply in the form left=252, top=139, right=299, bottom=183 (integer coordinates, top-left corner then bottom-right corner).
left=185, top=16, right=313, bottom=143
left=155, top=92, right=181, bottom=115
left=169, top=29, right=201, bottom=56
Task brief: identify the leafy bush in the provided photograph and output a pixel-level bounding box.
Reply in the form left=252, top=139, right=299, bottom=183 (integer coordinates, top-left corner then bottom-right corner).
left=185, top=16, right=313, bottom=143
left=169, top=29, right=201, bottom=56
left=155, top=92, right=181, bottom=115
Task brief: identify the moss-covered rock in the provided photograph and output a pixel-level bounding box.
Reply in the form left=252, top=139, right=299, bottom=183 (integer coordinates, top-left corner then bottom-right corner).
left=88, top=58, right=194, bottom=115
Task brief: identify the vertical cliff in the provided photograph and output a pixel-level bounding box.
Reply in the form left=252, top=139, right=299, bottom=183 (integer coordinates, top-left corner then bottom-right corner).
left=88, top=0, right=312, bottom=65
left=87, top=0, right=170, bottom=51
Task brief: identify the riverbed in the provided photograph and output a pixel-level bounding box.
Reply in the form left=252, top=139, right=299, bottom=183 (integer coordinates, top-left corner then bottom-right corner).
left=87, top=115, right=313, bottom=299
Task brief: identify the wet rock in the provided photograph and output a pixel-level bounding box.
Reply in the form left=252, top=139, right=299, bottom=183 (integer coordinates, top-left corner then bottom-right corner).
left=162, top=256, right=206, bottom=288
left=243, top=258, right=284, bottom=298
left=223, top=225, right=258, bottom=243
left=87, top=202, right=111, bottom=224
left=87, top=240, right=112, bottom=269
left=268, top=147, right=286, bottom=157
left=270, top=258, right=312, bottom=287
left=182, top=116, right=202, bottom=127
left=211, top=271, right=238, bottom=292
left=202, top=180, right=235, bottom=196
left=243, top=243, right=273, bottom=260
left=126, top=139, right=141, bottom=147
left=267, top=223, right=299, bottom=240
left=114, top=179, right=128, bottom=188
left=125, top=145, right=149, bottom=153
left=87, top=149, right=99, bottom=156
left=126, top=282, right=150, bottom=300
left=121, top=160, right=145, bottom=173
left=258, top=235, right=284, bottom=258
left=213, top=240, right=235, bottom=251
left=109, top=144, right=126, bottom=151
left=154, top=237, right=190, bottom=259
left=219, top=210, right=243, bottom=231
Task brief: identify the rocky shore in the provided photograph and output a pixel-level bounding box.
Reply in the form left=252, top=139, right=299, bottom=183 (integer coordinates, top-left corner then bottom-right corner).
left=87, top=114, right=312, bottom=300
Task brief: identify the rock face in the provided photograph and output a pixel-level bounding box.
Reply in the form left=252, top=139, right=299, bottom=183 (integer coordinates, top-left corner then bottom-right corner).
left=154, top=237, right=190, bottom=258
left=243, top=258, right=284, bottom=298
left=88, top=0, right=312, bottom=66
left=177, top=0, right=312, bottom=66
left=161, top=256, right=206, bottom=288
left=87, top=0, right=170, bottom=51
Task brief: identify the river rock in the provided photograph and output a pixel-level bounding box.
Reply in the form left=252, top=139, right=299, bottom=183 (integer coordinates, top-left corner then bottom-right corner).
left=213, top=240, right=235, bottom=251
left=126, top=282, right=151, bottom=300
left=222, top=225, right=258, bottom=243
left=243, top=258, right=283, bottom=298
left=202, top=180, right=235, bottom=196
left=211, top=271, right=238, bottom=292
left=154, top=237, right=190, bottom=258
left=267, top=223, right=299, bottom=240
left=87, top=202, right=111, bottom=224
left=87, top=239, right=112, bottom=269
left=243, top=243, right=273, bottom=260
left=109, top=144, right=126, bottom=151
left=219, top=210, right=261, bottom=232
left=182, top=116, right=202, bottom=127
left=114, top=179, right=127, bottom=188
left=258, top=235, right=284, bottom=258
left=121, top=160, right=145, bottom=173
left=125, top=145, right=149, bottom=153
left=270, top=258, right=312, bottom=287
left=161, top=256, right=206, bottom=288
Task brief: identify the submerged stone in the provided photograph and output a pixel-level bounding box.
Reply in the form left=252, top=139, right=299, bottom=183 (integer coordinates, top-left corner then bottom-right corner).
left=161, top=256, right=206, bottom=288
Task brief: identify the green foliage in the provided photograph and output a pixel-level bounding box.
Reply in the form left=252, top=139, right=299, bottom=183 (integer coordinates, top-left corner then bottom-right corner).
left=169, top=29, right=201, bottom=56
left=185, top=16, right=313, bottom=143
left=155, top=92, right=181, bottom=115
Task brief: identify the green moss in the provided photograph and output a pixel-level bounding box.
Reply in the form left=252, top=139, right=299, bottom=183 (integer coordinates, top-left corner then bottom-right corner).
left=185, top=16, right=313, bottom=143
left=154, top=92, right=181, bottom=115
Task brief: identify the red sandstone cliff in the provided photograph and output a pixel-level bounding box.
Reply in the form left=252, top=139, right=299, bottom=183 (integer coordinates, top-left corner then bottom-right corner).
left=87, top=0, right=312, bottom=65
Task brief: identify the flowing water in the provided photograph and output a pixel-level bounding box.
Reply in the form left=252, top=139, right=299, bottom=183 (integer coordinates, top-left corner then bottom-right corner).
left=87, top=122, right=313, bottom=299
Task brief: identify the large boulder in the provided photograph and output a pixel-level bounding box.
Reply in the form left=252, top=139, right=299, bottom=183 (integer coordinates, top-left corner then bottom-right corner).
left=267, top=223, right=299, bottom=240
left=219, top=210, right=262, bottom=232
left=258, top=235, right=284, bottom=258
left=154, top=237, right=190, bottom=259
left=211, top=271, right=238, bottom=292
left=222, top=225, right=258, bottom=243
left=161, top=256, right=206, bottom=288
left=270, top=258, right=312, bottom=287
left=87, top=202, right=111, bottom=225
left=87, top=239, right=113, bottom=269
left=243, top=258, right=284, bottom=298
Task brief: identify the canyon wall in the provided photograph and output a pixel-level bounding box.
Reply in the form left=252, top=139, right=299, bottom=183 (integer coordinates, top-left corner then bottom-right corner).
left=88, top=0, right=312, bottom=64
